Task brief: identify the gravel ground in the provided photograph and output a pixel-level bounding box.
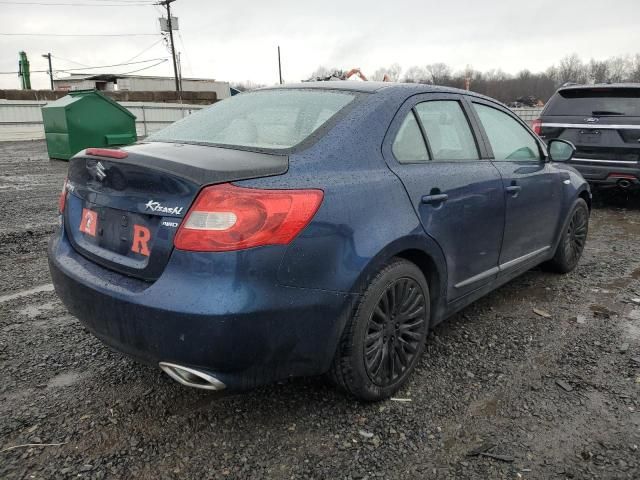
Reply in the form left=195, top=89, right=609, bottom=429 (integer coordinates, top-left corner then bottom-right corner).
left=1, top=140, right=639, bottom=480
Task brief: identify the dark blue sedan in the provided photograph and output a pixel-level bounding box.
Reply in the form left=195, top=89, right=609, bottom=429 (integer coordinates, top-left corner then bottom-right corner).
left=48, top=82, right=590, bottom=401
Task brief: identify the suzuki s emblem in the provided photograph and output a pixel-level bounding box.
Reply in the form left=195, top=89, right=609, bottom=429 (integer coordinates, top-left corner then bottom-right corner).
left=95, top=161, right=107, bottom=181
left=585, top=117, right=599, bottom=123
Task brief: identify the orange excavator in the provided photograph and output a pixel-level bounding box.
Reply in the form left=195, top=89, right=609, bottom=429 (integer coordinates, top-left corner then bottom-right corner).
left=310, top=67, right=392, bottom=82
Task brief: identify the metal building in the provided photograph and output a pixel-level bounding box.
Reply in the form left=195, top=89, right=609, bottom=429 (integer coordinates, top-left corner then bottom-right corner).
left=53, top=73, right=230, bottom=99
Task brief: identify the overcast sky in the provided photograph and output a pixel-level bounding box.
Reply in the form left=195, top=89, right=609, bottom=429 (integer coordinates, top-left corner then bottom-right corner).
left=1, top=0, right=639, bottom=90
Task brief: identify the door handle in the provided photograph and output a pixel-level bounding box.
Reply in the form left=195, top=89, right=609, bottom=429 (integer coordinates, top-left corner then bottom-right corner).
left=505, top=185, right=521, bottom=195
left=421, top=193, right=449, bottom=204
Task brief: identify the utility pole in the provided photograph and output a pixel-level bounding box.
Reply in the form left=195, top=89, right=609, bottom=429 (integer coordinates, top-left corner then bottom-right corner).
left=277, top=46, right=283, bottom=84
left=42, top=53, right=53, bottom=90
left=158, top=0, right=180, bottom=93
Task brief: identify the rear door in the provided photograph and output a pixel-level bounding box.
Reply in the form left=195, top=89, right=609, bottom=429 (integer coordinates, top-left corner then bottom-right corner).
left=539, top=87, right=640, bottom=181
left=470, top=100, right=563, bottom=268
left=383, top=93, right=505, bottom=300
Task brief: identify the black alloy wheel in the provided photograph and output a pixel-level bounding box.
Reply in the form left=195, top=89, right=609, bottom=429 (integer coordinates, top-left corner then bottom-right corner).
left=546, top=198, right=589, bottom=274
left=329, top=258, right=430, bottom=401
left=364, top=277, right=426, bottom=386
left=563, top=205, right=588, bottom=265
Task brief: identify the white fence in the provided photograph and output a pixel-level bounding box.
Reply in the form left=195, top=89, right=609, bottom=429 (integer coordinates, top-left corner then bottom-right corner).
left=0, top=100, right=205, bottom=142
left=0, top=101, right=543, bottom=142
left=512, top=107, right=543, bottom=124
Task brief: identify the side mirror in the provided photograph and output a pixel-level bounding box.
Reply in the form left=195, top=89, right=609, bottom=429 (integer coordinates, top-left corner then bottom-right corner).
left=548, top=139, right=575, bottom=162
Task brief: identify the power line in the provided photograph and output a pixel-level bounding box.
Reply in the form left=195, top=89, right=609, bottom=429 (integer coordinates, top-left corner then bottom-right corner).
left=177, top=31, right=192, bottom=77
left=0, top=32, right=158, bottom=37
left=58, top=57, right=168, bottom=72
left=111, top=58, right=168, bottom=75
left=50, top=55, right=91, bottom=68
left=0, top=69, right=50, bottom=74
left=0, top=1, right=155, bottom=5
left=123, top=38, right=164, bottom=63
left=0, top=57, right=167, bottom=74
left=54, top=0, right=155, bottom=2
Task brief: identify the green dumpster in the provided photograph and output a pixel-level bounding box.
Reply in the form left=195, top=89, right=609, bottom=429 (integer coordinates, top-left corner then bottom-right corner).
left=41, top=89, right=137, bottom=160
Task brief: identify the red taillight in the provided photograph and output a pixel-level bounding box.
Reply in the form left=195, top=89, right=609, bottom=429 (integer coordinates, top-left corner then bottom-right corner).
left=174, top=184, right=324, bottom=252
left=85, top=148, right=128, bottom=159
left=58, top=178, right=68, bottom=213
left=532, top=118, right=542, bottom=136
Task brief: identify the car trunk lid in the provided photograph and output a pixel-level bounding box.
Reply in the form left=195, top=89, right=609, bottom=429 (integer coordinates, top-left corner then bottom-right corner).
left=64, top=142, right=288, bottom=281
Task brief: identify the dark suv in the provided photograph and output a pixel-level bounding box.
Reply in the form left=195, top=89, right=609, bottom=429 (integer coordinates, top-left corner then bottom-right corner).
left=534, top=84, right=640, bottom=190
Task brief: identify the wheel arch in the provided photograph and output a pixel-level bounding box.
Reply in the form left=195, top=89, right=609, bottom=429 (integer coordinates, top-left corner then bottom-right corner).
left=349, top=234, right=448, bottom=327
left=578, top=188, right=591, bottom=211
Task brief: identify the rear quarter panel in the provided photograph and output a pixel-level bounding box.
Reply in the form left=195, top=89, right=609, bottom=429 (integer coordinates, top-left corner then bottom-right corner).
left=237, top=89, right=448, bottom=301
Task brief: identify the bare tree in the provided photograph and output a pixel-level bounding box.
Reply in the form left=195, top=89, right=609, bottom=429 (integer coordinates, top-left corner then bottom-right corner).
left=307, top=52, right=640, bottom=105
left=629, top=54, right=640, bottom=82
left=371, top=63, right=402, bottom=82
left=588, top=59, right=609, bottom=84
left=425, top=63, right=452, bottom=85
left=484, top=69, right=509, bottom=82
left=231, top=80, right=266, bottom=92
left=606, top=56, right=629, bottom=83
left=307, top=66, right=338, bottom=81
left=402, top=66, right=429, bottom=83
left=556, top=54, right=588, bottom=84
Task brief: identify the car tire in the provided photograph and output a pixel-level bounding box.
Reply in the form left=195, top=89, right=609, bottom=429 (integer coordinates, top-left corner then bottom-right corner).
left=545, top=198, right=589, bottom=274
left=329, top=258, right=430, bottom=401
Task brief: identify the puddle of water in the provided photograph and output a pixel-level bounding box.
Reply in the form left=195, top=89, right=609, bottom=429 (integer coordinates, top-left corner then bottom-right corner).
left=601, top=277, right=633, bottom=291
left=626, top=323, right=640, bottom=340
left=628, top=309, right=640, bottom=321
left=32, top=315, right=74, bottom=329
left=18, top=301, right=57, bottom=318
left=0, top=284, right=54, bottom=304
left=474, top=398, right=498, bottom=416
left=47, top=372, right=83, bottom=388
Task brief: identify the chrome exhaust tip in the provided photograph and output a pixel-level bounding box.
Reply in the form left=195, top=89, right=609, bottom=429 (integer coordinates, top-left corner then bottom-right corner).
left=159, top=362, right=226, bottom=391
left=618, top=179, right=632, bottom=189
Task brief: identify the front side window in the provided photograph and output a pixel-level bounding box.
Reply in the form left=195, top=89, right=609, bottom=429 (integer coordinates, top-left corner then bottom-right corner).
left=392, top=111, right=429, bottom=163
left=148, top=89, right=356, bottom=150
left=414, top=101, right=479, bottom=161
left=473, top=103, right=541, bottom=161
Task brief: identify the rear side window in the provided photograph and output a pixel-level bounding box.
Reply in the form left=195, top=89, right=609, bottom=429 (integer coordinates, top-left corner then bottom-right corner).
left=148, top=89, right=356, bottom=150
left=473, top=103, right=541, bottom=161
left=414, top=101, right=479, bottom=161
left=544, top=88, right=640, bottom=116
left=392, top=111, right=429, bottom=163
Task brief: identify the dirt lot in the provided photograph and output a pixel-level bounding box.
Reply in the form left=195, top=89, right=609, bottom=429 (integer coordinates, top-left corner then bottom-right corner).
left=1, top=140, right=639, bottom=480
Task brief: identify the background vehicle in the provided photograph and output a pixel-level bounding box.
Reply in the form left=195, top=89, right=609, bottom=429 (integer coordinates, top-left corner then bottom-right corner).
left=534, top=83, right=640, bottom=190
left=49, top=83, right=590, bottom=401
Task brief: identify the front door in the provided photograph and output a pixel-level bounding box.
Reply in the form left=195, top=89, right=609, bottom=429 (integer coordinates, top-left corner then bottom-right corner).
left=383, top=94, right=505, bottom=300
left=470, top=100, right=564, bottom=268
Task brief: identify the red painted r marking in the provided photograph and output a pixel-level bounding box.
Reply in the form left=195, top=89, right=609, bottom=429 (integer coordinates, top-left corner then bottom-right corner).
left=79, top=208, right=97, bottom=237
left=131, top=224, right=151, bottom=256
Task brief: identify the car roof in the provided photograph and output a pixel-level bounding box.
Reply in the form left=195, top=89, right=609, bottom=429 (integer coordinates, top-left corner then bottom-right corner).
left=558, top=82, right=640, bottom=92
left=266, top=81, right=500, bottom=103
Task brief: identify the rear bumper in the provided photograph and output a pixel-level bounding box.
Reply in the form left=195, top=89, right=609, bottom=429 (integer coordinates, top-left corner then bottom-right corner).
left=48, top=227, right=356, bottom=390
left=566, top=159, right=640, bottom=188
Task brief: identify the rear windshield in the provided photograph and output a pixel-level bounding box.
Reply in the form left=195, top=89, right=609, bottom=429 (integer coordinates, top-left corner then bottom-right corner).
left=148, top=89, right=356, bottom=150
left=544, top=88, right=640, bottom=116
